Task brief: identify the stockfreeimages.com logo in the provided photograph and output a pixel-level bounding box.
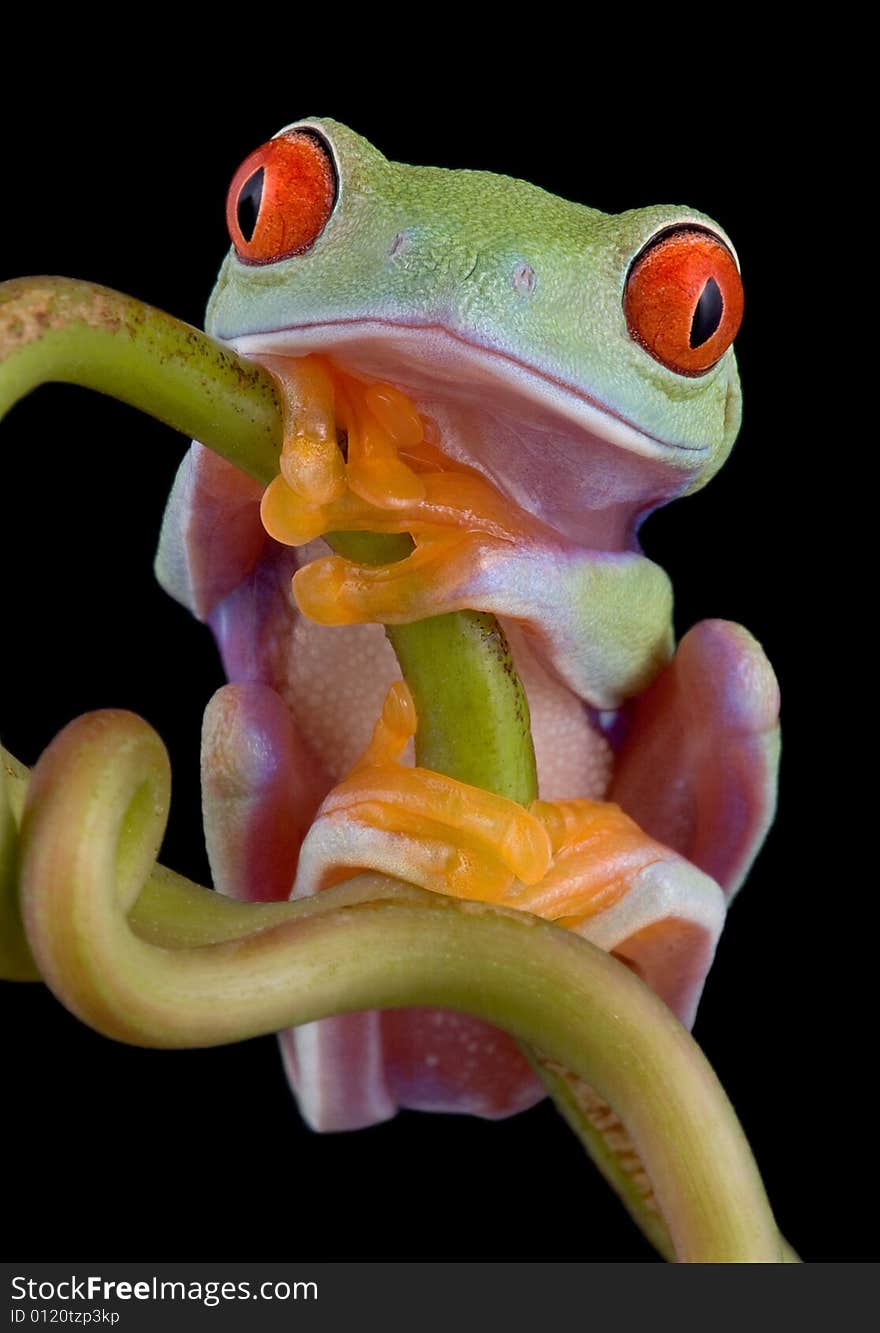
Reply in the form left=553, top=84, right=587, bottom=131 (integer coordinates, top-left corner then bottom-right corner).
left=11, top=1274, right=318, bottom=1309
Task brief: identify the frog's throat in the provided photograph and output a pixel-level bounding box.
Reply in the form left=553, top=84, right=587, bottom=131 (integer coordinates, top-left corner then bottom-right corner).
left=223, top=324, right=707, bottom=553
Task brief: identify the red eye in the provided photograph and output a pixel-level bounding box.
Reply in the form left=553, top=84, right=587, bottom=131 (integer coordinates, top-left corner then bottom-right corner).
left=623, top=227, right=744, bottom=376
left=226, top=131, right=337, bottom=265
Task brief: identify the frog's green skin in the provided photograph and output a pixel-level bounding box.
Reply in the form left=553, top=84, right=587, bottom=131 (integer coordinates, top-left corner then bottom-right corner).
left=157, top=120, right=778, bottom=1132
left=208, top=118, right=741, bottom=491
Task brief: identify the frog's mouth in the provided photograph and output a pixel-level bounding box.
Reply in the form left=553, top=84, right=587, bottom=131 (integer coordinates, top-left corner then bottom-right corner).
left=225, top=323, right=709, bottom=553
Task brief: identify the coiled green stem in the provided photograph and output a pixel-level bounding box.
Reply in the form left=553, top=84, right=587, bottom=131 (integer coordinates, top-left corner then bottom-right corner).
left=13, top=710, right=782, bottom=1262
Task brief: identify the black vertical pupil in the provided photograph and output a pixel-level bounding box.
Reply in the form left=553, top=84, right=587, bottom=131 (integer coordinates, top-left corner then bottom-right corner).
left=237, top=167, right=264, bottom=243
left=689, top=276, right=724, bottom=349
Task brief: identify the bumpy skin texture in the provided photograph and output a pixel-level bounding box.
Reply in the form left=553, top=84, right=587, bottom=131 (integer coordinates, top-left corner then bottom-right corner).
left=207, top=120, right=742, bottom=486
left=156, top=119, right=778, bottom=1131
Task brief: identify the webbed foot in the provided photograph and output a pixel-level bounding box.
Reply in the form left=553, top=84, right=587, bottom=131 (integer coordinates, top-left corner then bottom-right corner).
left=295, top=684, right=725, bottom=1029
left=259, top=355, right=674, bottom=708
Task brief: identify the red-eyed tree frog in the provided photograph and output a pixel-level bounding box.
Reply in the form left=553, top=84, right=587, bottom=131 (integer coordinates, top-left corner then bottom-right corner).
left=155, top=118, right=780, bottom=1131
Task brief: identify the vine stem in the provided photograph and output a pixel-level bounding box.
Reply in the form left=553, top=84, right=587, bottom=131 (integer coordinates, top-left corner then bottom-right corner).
left=16, top=709, right=784, bottom=1263
left=0, top=276, right=282, bottom=483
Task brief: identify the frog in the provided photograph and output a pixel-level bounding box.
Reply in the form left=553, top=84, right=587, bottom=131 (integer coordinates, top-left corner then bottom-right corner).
left=155, top=118, right=780, bottom=1131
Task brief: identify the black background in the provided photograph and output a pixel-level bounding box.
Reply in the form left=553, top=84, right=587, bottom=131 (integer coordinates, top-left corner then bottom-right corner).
left=0, top=55, right=869, bottom=1263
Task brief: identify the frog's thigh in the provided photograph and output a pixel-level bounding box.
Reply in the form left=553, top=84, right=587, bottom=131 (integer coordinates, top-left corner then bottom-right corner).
left=572, top=859, right=725, bottom=1030
left=278, top=1012, right=396, bottom=1131
left=280, top=1003, right=545, bottom=1130
left=200, top=680, right=402, bottom=1132
left=294, top=695, right=725, bottom=1028
left=609, top=619, right=780, bottom=898
left=508, top=799, right=725, bottom=1029
left=295, top=775, right=724, bottom=1028
left=200, top=682, right=328, bottom=901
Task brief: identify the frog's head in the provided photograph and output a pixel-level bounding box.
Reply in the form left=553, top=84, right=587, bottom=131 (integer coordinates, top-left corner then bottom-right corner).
left=207, top=118, right=743, bottom=552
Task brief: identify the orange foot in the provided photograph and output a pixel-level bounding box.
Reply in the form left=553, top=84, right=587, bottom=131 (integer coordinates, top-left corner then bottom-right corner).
left=294, top=684, right=726, bottom=1026
left=257, top=354, right=673, bottom=708
left=258, top=355, right=556, bottom=603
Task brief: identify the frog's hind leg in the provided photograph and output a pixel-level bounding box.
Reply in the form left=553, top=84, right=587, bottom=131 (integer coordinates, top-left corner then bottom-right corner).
left=507, top=799, right=725, bottom=1028
left=295, top=684, right=726, bottom=1030
left=200, top=682, right=327, bottom=901
left=200, top=682, right=549, bottom=1132
left=292, top=680, right=554, bottom=902
left=608, top=619, right=780, bottom=898
left=200, top=682, right=400, bottom=1132
left=214, top=678, right=726, bottom=1130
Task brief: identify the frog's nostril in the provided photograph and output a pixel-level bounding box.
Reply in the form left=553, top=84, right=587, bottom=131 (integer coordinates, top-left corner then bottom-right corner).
left=512, top=262, right=536, bottom=294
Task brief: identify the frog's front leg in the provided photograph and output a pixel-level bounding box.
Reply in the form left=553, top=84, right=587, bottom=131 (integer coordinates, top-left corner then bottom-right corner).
left=295, top=533, right=674, bottom=713
left=262, top=443, right=674, bottom=714
left=252, top=354, right=673, bottom=711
